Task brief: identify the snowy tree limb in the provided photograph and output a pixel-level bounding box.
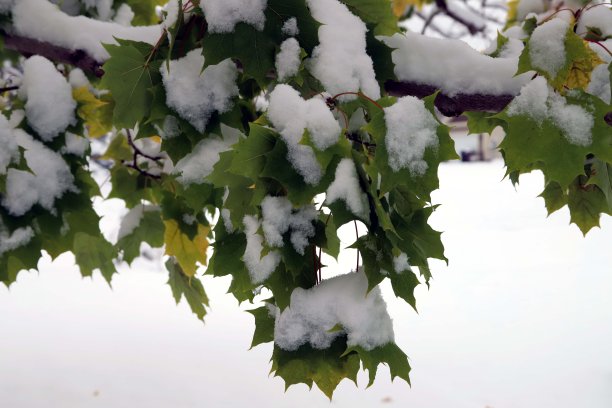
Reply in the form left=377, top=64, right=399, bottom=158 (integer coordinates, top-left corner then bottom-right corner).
left=384, top=80, right=514, bottom=116
left=2, top=31, right=104, bottom=77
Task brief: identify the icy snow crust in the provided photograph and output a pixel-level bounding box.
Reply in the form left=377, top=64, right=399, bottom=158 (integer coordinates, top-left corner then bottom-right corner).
left=305, top=0, right=381, bottom=99
left=528, top=18, right=568, bottom=78
left=274, top=270, right=394, bottom=351
left=0, top=114, right=76, bottom=217
left=12, top=0, right=163, bottom=62
left=201, top=0, right=267, bottom=33
left=507, top=77, right=594, bottom=146
left=267, top=85, right=341, bottom=185
left=161, top=49, right=239, bottom=134
left=384, top=96, right=439, bottom=175
left=19, top=56, right=76, bottom=142
left=325, top=158, right=369, bottom=219
left=382, top=32, right=531, bottom=96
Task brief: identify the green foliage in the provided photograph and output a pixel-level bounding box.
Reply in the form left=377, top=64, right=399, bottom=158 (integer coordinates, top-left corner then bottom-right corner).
left=1, top=0, right=610, bottom=399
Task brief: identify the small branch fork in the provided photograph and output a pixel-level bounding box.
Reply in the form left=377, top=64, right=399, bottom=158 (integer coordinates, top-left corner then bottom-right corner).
left=122, top=130, right=163, bottom=180
left=434, top=0, right=486, bottom=35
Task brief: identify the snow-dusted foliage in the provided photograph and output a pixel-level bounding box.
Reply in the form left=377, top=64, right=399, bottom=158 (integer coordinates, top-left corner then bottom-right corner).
left=325, top=158, right=369, bottom=219
left=528, top=18, right=569, bottom=78
left=242, top=215, right=281, bottom=284
left=161, top=49, right=238, bottom=133
left=19, top=56, right=76, bottom=141
left=274, top=270, right=394, bottom=351
left=201, top=0, right=267, bottom=33
left=275, top=38, right=302, bottom=81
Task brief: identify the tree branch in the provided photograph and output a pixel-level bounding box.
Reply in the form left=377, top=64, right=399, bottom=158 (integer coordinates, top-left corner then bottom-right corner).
left=435, top=0, right=486, bottom=35
left=384, top=80, right=514, bottom=116
left=2, top=31, right=104, bottom=77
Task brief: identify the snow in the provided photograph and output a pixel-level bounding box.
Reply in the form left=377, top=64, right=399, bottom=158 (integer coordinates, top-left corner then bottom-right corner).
left=68, top=68, right=91, bottom=90
left=0, top=225, right=34, bottom=256
left=1, top=161, right=612, bottom=407
left=516, top=0, right=546, bottom=21
left=507, top=77, right=594, bottom=145
left=61, top=132, right=90, bottom=156
left=325, top=158, right=369, bottom=219
left=393, top=252, right=410, bottom=273
left=282, top=17, right=299, bottom=36
left=528, top=18, right=568, bottom=78
left=267, top=84, right=341, bottom=185
left=11, top=0, right=163, bottom=62
left=576, top=5, right=612, bottom=38
left=19, top=56, right=76, bottom=141
left=506, top=76, right=549, bottom=123
left=201, top=0, right=267, bottom=33
left=384, top=96, right=439, bottom=175
left=261, top=196, right=317, bottom=255
left=1, top=114, right=76, bottom=216
left=382, top=32, right=531, bottom=96
left=160, top=49, right=238, bottom=134
left=0, top=115, right=19, bottom=175
left=173, top=125, right=242, bottom=185
left=588, top=63, right=611, bottom=104
left=275, top=38, right=301, bottom=81
left=113, top=3, right=135, bottom=26
left=274, top=270, right=395, bottom=351
left=117, top=205, right=144, bottom=241
left=305, top=0, right=381, bottom=100
left=243, top=215, right=281, bottom=284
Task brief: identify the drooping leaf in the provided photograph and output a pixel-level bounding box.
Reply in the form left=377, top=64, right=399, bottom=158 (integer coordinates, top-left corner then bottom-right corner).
left=163, top=219, right=209, bottom=277
left=117, top=207, right=165, bottom=264
left=73, top=232, right=117, bottom=282
left=248, top=305, right=276, bottom=348
left=166, top=258, right=209, bottom=321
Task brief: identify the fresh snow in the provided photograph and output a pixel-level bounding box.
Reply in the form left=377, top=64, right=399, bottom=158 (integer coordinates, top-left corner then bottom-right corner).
left=516, top=0, right=546, bottom=20
left=267, top=84, right=341, bottom=185
left=1, top=121, right=76, bottom=216
left=0, top=115, right=19, bottom=174
left=0, top=225, right=34, bottom=256
left=173, top=125, right=242, bottom=185
left=325, top=158, right=369, bottom=219
left=19, top=56, right=76, bottom=141
left=161, top=49, right=238, bottom=134
left=507, top=77, right=594, bottom=146
left=528, top=18, right=568, bottom=78
left=275, top=38, right=301, bottom=81
left=393, top=252, right=410, bottom=273
left=384, top=96, right=439, bottom=175
left=382, top=32, right=530, bottom=96
left=305, top=0, right=381, bottom=99
left=61, top=132, right=90, bottom=156
left=274, top=270, right=394, bottom=351
left=282, top=17, right=299, bottom=36
left=261, top=196, right=317, bottom=255
left=201, top=0, right=267, bottom=33
left=11, top=0, right=163, bottom=62
left=243, top=215, right=281, bottom=285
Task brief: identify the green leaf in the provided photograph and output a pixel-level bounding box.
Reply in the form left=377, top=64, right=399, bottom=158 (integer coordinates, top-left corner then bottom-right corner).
left=587, top=159, right=612, bottom=208
left=73, top=232, right=117, bottom=282
left=247, top=305, right=276, bottom=348
left=0, top=235, right=41, bottom=287
left=539, top=181, right=568, bottom=215
left=271, top=336, right=360, bottom=399
left=343, top=343, right=411, bottom=387
left=568, top=176, right=611, bottom=235
left=229, top=123, right=277, bottom=180
left=465, top=111, right=504, bottom=135
left=117, top=207, right=165, bottom=264
left=322, top=213, right=341, bottom=259
left=166, top=258, right=209, bottom=321
left=101, top=40, right=162, bottom=128
left=340, top=0, right=400, bottom=36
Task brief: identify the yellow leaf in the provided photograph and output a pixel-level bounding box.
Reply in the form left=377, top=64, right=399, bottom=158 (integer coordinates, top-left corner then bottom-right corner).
left=565, top=44, right=605, bottom=90
left=392, top=0, right=425, bottom=15
left=72, top=86, right=113, bottom=138
left=163, top=220, right=209, bottom=277
left=150, top=135, right=162, bottom=144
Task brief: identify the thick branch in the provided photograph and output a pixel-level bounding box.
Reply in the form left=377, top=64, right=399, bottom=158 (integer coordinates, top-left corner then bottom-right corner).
left=385, top=80, right=514, bottom=116
left=435, top=0, right=486, bottom=35
left=2, top=31, right=104, bottom=77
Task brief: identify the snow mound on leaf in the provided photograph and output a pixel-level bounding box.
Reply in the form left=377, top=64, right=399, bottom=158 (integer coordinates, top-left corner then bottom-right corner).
left=384, top=96, right=439, bottom=175
left=201, top=0, right=267, bottom=33
left=528, top=18, right=568, bottom=78
left=261, top=196, right=316, bottom=255
left=325, top=158, right=369, bottom=219
left=275, top=38, right=301, bottom=81
left=161, top=49, right=238, bottom=133
left=243, top=215, right=281, bottom=285
left=274, top=270, right=394, bottom=351
left=19, top=56, right=76, bottom=141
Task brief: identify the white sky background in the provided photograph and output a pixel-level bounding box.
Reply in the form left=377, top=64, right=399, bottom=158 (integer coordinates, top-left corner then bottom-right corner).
left=1, top=159, right=611, bottom=407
